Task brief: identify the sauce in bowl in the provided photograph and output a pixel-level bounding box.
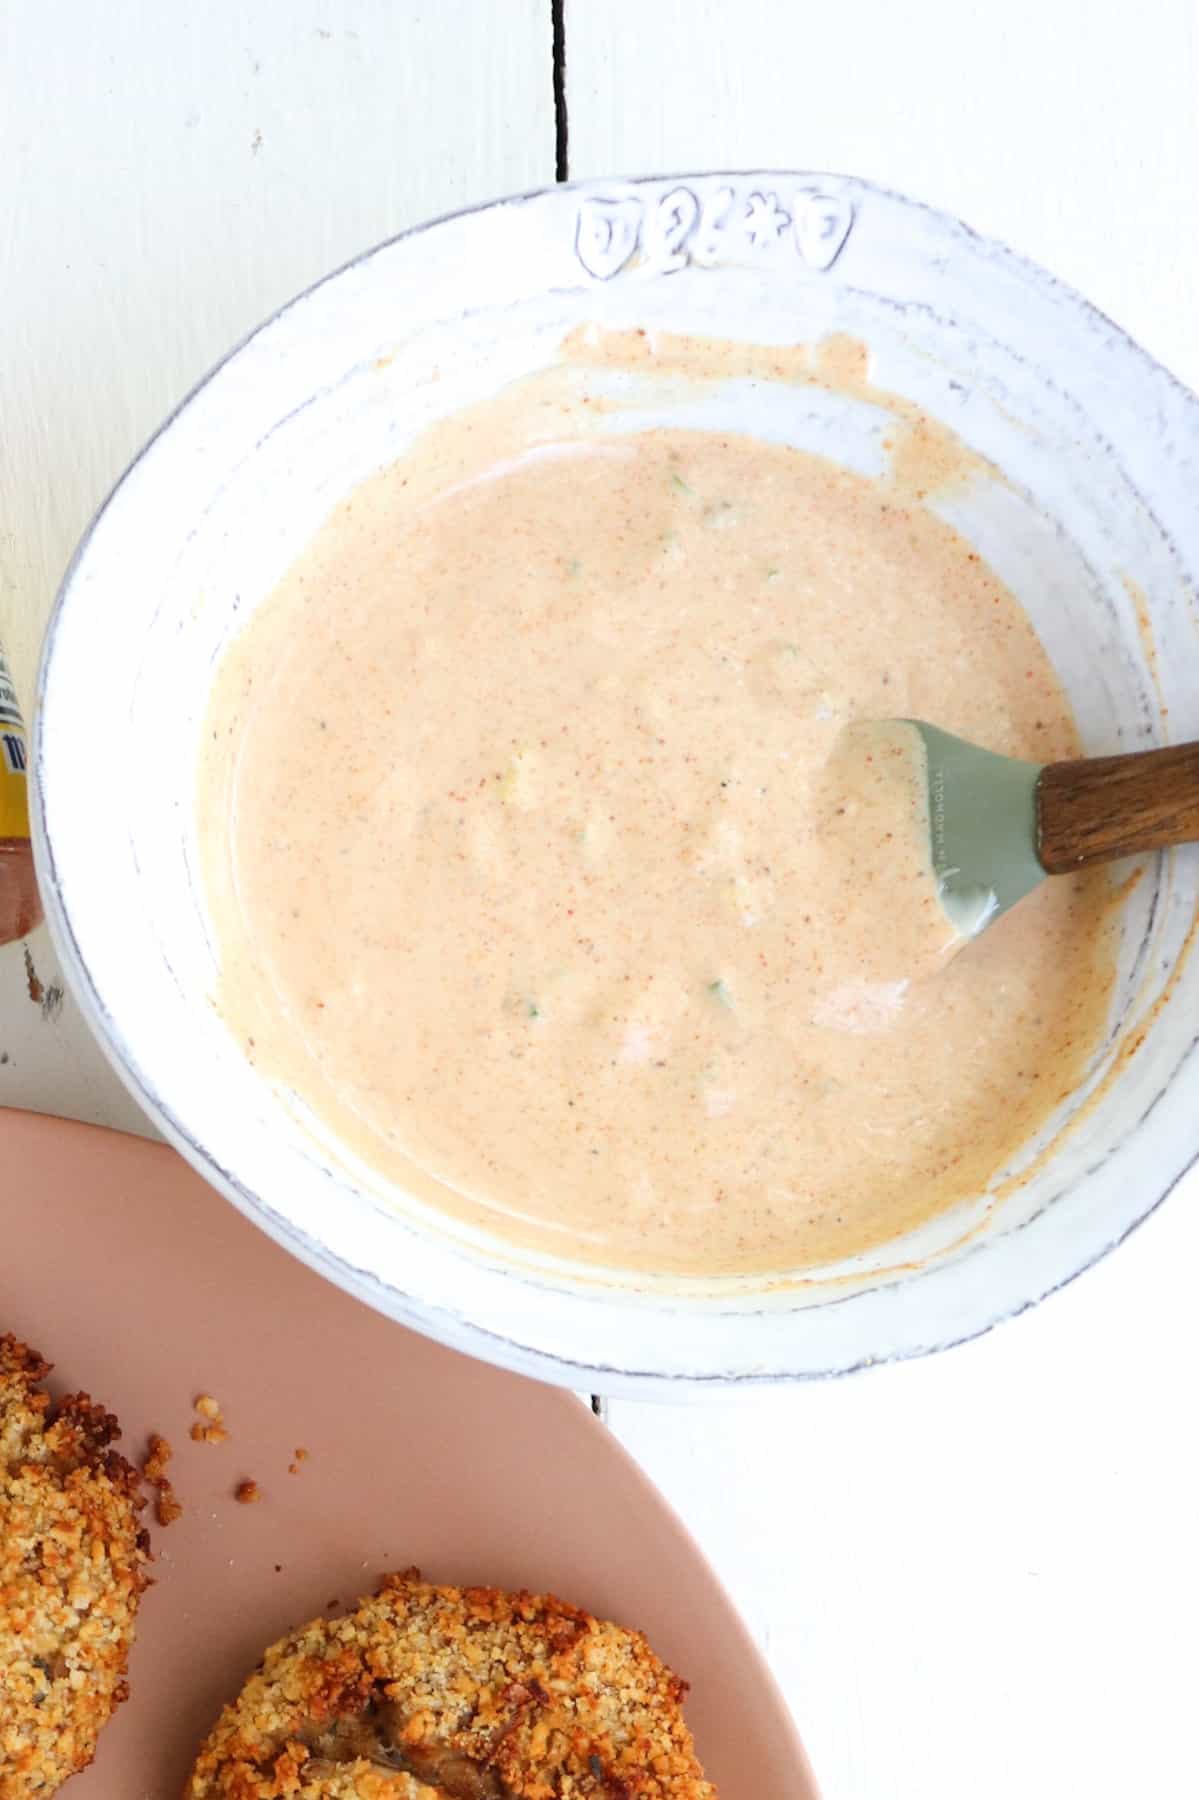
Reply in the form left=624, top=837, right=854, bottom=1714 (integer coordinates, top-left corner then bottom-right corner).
left=198, top=339, right=1116, bottom=1277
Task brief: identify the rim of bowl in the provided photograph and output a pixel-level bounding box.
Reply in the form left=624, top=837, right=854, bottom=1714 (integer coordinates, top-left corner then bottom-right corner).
left=31, top=170, right=1199, bottom=1393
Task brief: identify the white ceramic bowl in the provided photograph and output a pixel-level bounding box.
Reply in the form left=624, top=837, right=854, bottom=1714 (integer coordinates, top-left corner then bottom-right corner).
left=34, top=174, right=1199, bottom=1393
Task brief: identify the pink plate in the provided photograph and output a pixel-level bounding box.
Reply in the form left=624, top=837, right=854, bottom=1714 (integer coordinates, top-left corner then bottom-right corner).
left=2, top=1109, right=817, bottom=1798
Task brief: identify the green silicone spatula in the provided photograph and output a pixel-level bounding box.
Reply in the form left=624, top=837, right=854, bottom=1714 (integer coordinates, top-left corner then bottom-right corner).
left=904, top=722, right=1199, bottom=940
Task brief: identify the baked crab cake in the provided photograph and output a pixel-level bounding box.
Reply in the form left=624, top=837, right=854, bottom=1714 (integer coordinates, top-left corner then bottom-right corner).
left=0, top=1333, right=150, bottom=1794
left=186, top=1568, right=716, bottom=1799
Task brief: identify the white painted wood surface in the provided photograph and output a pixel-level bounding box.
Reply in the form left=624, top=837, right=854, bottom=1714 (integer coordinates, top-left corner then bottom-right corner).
left=5, top=6, right=1199, bottom=1796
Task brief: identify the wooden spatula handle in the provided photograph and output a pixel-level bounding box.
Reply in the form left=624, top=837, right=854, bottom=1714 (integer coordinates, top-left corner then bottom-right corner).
left=1037, top=740, right=1199, bottom=873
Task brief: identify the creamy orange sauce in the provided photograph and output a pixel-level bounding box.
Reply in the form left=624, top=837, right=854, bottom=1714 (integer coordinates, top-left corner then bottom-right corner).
left=199, top=347, right=1116, bottom=1278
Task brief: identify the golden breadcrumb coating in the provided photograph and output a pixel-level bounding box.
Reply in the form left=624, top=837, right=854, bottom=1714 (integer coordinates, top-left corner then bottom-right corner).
left=186, top=1569, right=715, bottom=1799
left=0, top=1334, right=150, bottom=1795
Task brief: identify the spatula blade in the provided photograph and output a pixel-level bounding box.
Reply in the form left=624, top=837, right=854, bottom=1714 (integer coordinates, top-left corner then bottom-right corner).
left=908, top=721, right=1045, bottom=938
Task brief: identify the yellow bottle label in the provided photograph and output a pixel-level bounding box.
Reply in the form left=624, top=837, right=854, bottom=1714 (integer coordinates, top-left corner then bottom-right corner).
left=0, top=646, right=32, bottom=842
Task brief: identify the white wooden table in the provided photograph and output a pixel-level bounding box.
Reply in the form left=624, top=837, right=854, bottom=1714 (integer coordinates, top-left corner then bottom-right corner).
left=4, top=7, right=1199, bottom=1795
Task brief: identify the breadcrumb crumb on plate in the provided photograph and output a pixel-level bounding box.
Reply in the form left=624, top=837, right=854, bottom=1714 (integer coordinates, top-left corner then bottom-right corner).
left=4, top=1112, right=814, bottom=1800
left=143, top=1432, right=184, bottom=1526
